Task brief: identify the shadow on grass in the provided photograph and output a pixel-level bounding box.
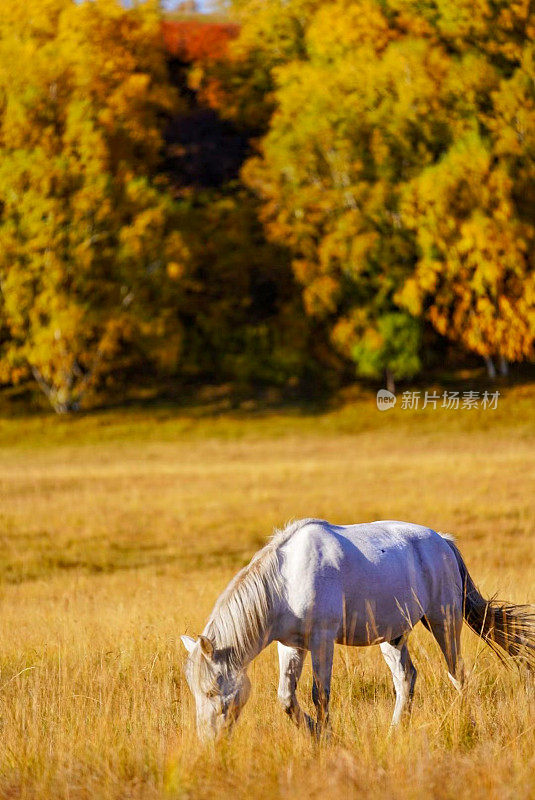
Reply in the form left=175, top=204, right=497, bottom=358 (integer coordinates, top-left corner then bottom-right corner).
left=0, top=377, right=334, bottom=422
left=1, top=366, right=534, bottom=451
left=0, top=540, right=251, bottom=586
left=4, top=362, right=535, bottom=420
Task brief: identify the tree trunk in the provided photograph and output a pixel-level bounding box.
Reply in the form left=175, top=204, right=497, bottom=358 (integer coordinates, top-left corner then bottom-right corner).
left=499, top=355, right=509, bottom=377
left=385, top=368, right=396, bottom=394
left=31, top=366, right=79, bottom=414
left=484, top=356, right=496, bottom=379
left=31, top=350, right=102, bottom=413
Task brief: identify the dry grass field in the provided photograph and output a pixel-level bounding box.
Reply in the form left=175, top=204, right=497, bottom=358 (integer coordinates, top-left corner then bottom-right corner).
left=0, top=384, right=534, bottom=799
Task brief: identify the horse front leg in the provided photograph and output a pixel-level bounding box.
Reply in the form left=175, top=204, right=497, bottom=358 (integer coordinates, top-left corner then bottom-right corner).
left=277, top=643, right=314, bottom=732
left=311, top=637, right=334, bottom=736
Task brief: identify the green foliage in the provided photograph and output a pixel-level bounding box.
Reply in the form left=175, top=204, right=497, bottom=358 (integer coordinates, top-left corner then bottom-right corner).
left=352, top=313, right=421, bottom=382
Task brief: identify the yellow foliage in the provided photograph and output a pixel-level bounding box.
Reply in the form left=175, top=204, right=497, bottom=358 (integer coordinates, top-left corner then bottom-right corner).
left=239, top=0, right=535, bottom=369
left=307, top=0, right=396, bottom=60
left=401, top=136, right=535, bottom=359
left=0, top=0, right=184, bottom=412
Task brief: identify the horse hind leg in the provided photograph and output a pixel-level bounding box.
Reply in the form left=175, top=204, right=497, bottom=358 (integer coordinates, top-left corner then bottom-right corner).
left=277, top=643, right=314, bottom=732
left=310, top=636, right=334, bottom=736
left=425, top=609, right=465, bottom=693
left=380, top=635, right=417, bottom=727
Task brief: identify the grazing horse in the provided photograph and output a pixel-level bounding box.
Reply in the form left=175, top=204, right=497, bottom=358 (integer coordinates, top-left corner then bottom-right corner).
left=181, top=518, right=535, bottom=740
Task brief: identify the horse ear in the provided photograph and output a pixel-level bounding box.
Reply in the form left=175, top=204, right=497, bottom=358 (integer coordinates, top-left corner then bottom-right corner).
left=180, top=635, right=197, bottom=654
left=198, top=635, right=214, bottom=659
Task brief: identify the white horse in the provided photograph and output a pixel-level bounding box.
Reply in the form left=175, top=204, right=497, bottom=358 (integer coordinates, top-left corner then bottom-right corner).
left=181, top=518, right=535, bottom=740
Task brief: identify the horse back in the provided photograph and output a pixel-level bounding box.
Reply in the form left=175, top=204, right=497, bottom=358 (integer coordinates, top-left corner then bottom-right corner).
left=277, top=519, right=462, bottom=646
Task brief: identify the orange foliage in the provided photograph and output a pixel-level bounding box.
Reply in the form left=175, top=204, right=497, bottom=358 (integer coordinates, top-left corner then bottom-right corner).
left=161, top=20, right=239, bottom=63
left=161, top=21, right=241, bottom=112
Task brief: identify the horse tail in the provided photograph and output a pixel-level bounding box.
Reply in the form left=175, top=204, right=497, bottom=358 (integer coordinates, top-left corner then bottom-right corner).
left=442, top=535, right=535, bottom=669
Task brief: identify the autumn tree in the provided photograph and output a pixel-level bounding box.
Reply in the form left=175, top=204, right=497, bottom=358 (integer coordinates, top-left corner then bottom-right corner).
left=397, top=1, right=535, bottom=373
left=400, top=135, right=535, bottom=373
left=161, top=16, right=324, bottom=393
left=238, top=0, right=535, bottom=379
left=188, top=0, right=324, bottom=133
left=0, top=0, right=187, bottom=411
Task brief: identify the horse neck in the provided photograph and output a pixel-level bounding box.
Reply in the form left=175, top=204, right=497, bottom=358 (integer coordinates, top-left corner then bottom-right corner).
left=204, top=570, right=281, bottom=671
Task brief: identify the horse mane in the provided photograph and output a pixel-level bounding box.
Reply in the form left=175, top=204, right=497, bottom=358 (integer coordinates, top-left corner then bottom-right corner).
left=203, top=518, right=325, bottom=670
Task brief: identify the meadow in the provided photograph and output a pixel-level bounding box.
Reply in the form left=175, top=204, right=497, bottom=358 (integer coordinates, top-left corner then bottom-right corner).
left=0, top=383, right=534, bottom=799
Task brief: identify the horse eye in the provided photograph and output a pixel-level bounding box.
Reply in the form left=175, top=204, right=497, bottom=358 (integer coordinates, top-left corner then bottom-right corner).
left=206, top=689, right=219, bottom=698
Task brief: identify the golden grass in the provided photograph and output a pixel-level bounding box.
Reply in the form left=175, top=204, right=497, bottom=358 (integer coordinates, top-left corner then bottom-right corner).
left=0, top=384, right=534, bottom=799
